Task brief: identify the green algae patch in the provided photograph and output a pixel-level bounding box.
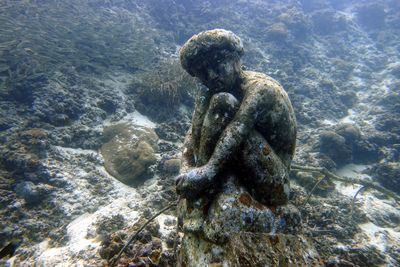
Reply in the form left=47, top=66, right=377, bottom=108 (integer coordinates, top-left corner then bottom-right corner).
left=100, top=123, right=158, bottom=186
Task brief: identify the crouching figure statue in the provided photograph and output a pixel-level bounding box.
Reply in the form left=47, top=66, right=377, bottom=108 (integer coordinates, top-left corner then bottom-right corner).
left=176, top=29, right=321, bottom=266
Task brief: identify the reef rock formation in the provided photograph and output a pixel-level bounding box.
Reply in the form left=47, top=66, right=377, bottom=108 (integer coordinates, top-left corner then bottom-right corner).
left=101, top=123, right=158, bottom=185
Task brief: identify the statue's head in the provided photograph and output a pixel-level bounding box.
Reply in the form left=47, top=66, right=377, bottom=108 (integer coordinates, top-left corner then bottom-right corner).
left=180, top=29, right=244, bottom=91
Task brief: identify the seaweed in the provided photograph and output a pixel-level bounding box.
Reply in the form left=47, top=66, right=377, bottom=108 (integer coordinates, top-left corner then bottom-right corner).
left=138, top=58, right=199, bottom=107
left=132, top=57, right=199, bottom=121
left=0, top=0, right=160, bottom=99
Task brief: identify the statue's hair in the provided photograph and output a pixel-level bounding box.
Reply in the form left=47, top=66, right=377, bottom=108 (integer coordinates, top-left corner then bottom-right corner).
left=179, top=29, right=244, bottom=76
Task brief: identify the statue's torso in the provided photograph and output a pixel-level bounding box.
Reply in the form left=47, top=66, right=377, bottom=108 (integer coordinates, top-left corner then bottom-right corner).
left=191, top=70, right=297, bottom=167
left=242, top=71, right=297, bottom=167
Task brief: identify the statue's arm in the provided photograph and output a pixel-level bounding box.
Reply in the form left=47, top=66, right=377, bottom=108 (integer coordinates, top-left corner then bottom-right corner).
left=181, top=89, right=212, bottom=172
left=207, top=89, right=265, bottom=172
left=190, top=89, right=212, bottom=161
left=181, top=126, right=194, bottom=173
left=176, top=86, right=280, bottom=198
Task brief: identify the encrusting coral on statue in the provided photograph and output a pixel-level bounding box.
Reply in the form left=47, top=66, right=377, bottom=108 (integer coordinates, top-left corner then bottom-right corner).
left=175, top=29, right=322, bottom=266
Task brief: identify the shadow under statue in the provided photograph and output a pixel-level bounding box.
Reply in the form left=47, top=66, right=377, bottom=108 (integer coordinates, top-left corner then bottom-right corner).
left=176, top=29, right=321, bottom=266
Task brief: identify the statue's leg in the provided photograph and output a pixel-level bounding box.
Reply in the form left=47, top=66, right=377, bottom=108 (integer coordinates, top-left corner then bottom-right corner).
left=196, top=92, right=289, bottom=206
left=197, top=92, right=239, bottom=166
left=240, top=132, right=290, bottom=206
left=177, top=93, right=239, bottom=232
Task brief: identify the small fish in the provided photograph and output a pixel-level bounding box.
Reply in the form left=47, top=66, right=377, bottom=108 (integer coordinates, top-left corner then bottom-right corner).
left=24, top=48, right=34, bottom=54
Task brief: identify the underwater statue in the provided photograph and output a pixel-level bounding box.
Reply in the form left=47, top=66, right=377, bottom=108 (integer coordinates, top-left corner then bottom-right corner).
left=176, top=29, right=321, bottom=266
left=176, top=29, right=296, bottom=206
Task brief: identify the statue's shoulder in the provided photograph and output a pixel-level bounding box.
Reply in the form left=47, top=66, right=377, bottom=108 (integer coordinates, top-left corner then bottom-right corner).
left=243, top=70, right=287, bottom=97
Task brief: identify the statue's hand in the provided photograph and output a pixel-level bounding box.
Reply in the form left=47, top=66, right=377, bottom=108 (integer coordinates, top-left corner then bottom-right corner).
left=175, top=165, right=216, bottom=199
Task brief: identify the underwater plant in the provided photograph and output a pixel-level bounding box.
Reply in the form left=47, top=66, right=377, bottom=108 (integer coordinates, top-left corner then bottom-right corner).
left=139, top=58, right=199, bottom=106
left=0, top=0, right=159, bottom=101
left=132, top=57, right=200, bottom=121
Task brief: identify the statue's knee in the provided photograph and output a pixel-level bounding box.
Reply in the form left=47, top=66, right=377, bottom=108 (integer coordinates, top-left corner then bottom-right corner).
left=208, top=93, right=239, bottom=116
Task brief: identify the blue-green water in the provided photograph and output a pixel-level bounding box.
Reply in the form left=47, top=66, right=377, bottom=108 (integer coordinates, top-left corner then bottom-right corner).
left=0, top=0, right=399, bottom=266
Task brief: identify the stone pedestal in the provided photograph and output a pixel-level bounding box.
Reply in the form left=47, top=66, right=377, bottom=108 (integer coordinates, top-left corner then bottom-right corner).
left=179, top=232, right=321, bottom=266
left=177, top=177, right=322, bottom=266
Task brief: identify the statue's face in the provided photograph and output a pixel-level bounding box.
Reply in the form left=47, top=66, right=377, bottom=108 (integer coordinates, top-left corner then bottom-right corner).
left=194, top=56, right=241, bottom=92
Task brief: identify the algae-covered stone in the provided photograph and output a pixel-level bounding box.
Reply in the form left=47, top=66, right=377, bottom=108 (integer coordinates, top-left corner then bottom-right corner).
left=265, top=23, right=289, bottom=42
left=319, top=130, right=352, bottom=166
left=179, top=232, right=321, bottom=266
left=163, top=158, right=181, bottom=174
left=18, top=128, right=49, bottom=157
left=372, top=162, right=400, bottom=194
left=177, top=178, right=321, bottom=266
left=100, top=123, right=158, bottom=185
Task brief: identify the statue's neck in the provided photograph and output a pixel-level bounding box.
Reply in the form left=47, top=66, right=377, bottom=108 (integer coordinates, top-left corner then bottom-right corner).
left=230, top=71, right=245, bottom=100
